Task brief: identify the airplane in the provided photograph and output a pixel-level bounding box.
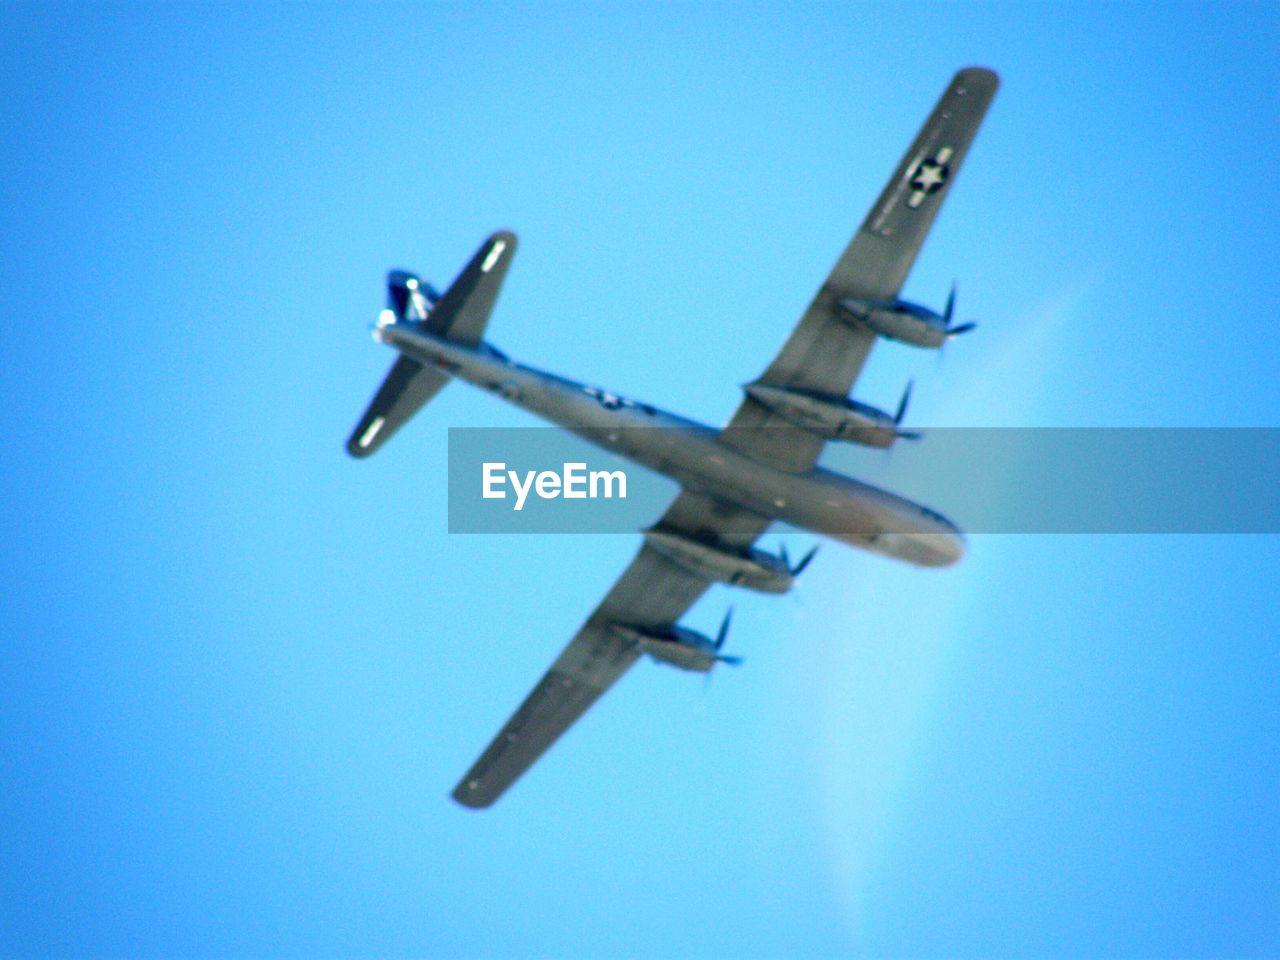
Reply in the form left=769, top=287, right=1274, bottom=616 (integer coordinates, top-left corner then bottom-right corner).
left=346, top=67, right=999, bottom=808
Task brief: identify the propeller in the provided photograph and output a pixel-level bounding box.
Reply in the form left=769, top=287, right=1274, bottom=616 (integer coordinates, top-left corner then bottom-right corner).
left=893, top=381, right=923, bottom=441
left=943, top=282, right=977, bottom=338
left=894, top=379, right=913, bottom=422
left=713, top=607, right=742, bottom=666
left=780, top=542, right=819, bottom=577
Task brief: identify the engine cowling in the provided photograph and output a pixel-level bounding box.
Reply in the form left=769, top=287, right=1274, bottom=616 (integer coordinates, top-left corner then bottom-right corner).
left=744, top=382, right=915, bottom=449
left=644, top=527, right=795, bottom=593
left=611, top=623, right=721, bottom=672
left=837, top=288, right=975, bottom=349
left=611, top=610, right=740, bottom=672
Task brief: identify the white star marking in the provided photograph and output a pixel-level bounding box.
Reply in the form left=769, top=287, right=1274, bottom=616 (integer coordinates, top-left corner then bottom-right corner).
left=911, top=160, right=947, bottom=192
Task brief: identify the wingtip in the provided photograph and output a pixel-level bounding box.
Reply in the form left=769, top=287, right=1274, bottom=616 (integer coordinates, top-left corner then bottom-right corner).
left=955, top=66, right=1000, bottom=91
left=451, top=784, right=496, bottom=810
left=345, top=435, right=376, bottom=459
left=476, top=230, right=518, bottom=274
left=488, top=229, right=518, bottom=249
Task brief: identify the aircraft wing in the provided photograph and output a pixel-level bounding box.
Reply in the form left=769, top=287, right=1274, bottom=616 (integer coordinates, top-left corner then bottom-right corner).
left=720, top=67, right=999, bottom=473
left=452, top=492, right=770, bottom=808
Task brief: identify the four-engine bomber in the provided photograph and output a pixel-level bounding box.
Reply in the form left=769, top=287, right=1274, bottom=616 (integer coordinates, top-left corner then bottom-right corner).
left=344, top=66, right=1001, bottom=807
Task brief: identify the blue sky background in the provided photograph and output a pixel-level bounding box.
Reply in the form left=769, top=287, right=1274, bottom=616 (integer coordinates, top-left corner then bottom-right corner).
left=3, top=3, right=1278, bottom=957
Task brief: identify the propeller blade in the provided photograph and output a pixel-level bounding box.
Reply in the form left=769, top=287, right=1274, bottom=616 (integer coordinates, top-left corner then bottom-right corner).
left=715, top=654, right=744, bottom=667
left=780, top=543, right=791, bottom=570
left=945, top=282, right=956, bottom=323
left=895, top=379, right=914, bottom=424
left=946, top=322, right=977, bottom=338
left=715, top=607, right=733, bottom=650
left=791, top=544, right=819, bottom=576
left=895, top=429, right=924, bottom=441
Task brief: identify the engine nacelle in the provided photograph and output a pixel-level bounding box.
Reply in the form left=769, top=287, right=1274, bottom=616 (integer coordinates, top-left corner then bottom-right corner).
left=644, top=527, right=794, bottom=593
left=744, top=382, right=909, bottom=449
left=610, top=623, right=721, bottom=673
left=837, top=294, right=974, bottom=349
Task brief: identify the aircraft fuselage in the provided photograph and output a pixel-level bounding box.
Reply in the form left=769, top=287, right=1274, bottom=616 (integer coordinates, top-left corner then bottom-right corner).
left=379, top=323, right=964, bottom=568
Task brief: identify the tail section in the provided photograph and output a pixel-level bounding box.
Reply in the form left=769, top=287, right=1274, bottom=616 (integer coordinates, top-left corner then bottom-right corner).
left=346, top=232, right=516, bottom=458
left=385, top=269, right=440, bottom=324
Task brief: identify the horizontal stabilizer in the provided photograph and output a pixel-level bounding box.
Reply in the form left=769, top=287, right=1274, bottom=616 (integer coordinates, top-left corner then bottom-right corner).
left=345, top=231, right=517, bottom=458
left=346, top=356, right=449, bottom=457
left=425, top=230, right=517, bottom=345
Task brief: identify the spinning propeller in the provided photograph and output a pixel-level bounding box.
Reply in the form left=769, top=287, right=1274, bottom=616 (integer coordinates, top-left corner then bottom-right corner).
left=894, top=380, right=923, bottom=441
left=713, top=607, right=742, bottom=666
left=943, top=282, right=977, bottom=339
left=779, top=543, right=820, bottom=577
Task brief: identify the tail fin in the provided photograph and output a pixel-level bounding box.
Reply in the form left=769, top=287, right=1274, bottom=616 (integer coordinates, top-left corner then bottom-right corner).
left=346, top=231, right=516, bottom=458
left=385, top=269, right=440, bottom=323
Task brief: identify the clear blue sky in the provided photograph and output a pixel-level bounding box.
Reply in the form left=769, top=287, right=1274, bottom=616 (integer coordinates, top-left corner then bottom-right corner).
left=3, top=3, right=1278, bottom=957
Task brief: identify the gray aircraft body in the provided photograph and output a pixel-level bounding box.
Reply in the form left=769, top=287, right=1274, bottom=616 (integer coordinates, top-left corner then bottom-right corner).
left=346, top=67, right=999, bottom=807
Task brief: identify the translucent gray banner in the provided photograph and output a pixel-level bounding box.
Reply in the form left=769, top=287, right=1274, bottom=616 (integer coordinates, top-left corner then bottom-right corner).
left=448, top=427, right=677, bottom=533
left=448, top=427, right=1280, bottom=534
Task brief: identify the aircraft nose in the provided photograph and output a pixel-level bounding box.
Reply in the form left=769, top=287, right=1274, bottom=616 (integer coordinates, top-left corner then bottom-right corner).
left=917, top=516, right=966, bottom=567
left=934, top=529, right=967, bottom=567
